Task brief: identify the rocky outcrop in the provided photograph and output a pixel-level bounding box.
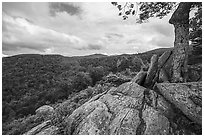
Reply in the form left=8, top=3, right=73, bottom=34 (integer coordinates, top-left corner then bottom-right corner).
left=24, top=52, right=201, bottom=135
left=144, top=55, right=158, bottom=87
left=63, top=81, right=202, bottom=135
left=102, top=73, right=131, bottom=86
left=158, top=50, right=172, bottom=69
left=64, top=82, right=145, bottom=135
left=24, top=120, right=59, bottom=135
left=155, top=82, right=202, bottom=125
left=61, top=52, right=201, bottom=135
left=142, top=105, right=170, bottom=135
left=131, top=71, right=147, bottom=85
left=141, top=51, right=172, bottom=88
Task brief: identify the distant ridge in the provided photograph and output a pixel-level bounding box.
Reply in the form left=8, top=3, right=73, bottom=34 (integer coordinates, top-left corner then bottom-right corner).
left=3, top=48, right=172, bottom=59
left=76, top=53, right=108, bottom=59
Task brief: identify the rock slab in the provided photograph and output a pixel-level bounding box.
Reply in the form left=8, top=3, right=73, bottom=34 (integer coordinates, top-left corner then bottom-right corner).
left=155, top=82, right=202, bottom=125
left=64, top=82, right=170, bottom=135
left=24, top=120, right=59, bottom=135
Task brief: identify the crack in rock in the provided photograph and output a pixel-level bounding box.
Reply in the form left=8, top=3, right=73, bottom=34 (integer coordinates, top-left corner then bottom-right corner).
left=136, top=89, right=148, bottom=135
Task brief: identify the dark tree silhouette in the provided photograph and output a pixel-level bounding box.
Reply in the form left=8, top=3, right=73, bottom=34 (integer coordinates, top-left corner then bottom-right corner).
left=112, top=2, right=202, bottom=82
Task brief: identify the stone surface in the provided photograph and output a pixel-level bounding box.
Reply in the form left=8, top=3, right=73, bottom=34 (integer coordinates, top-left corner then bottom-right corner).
left=24, top=120, right=59, bottom=135
left=142, top=105, right=170, bottom=135
left=156, top=94, right=175, bottom=119
left=35, top=105, right=54, bottom=116
left=163, top=54, right=173, bottom=81
left=24, top=120, right=51, bottom=135
left=65, top=82, right=145, bottom=135
left=158, top=68, right=169, bottom=83
left=131, top=71, right=147, bottom=86
left=145, top=54, right=158, bottom=87
left=155, top=82, right=202, bottom=125
left=103, top=73, right=131, bottom=86
left=65, top=100, right=112, bottom=135
left=64, top=82, right=178, bottom=135
left=62, top=81, right=202, bottom=135
left=36, top=126, right=59, bottom=135
left=158, top=50, right=172, bottom=69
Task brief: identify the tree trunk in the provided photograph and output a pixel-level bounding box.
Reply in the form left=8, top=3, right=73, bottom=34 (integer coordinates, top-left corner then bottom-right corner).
left=169, top=2, right=192, bottom=82
left=172, top=24, right=189, bottom=82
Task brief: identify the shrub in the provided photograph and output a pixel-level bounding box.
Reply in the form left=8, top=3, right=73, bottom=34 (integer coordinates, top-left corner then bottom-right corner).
left=72, top=72, right=93, bottom=91
left=88, top=66, right=105, bottom=85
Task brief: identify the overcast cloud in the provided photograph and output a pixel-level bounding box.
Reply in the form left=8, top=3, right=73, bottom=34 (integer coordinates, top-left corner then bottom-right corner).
left=2, top=2, right=175, bottom=56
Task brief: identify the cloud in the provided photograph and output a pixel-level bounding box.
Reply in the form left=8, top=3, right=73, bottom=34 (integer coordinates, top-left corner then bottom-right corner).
left=77, top=43, right=105, bottom=50
left=150, top=35, right=173, bottom=48
left=105, top=33, right=124, bottom=41
left=2, top=2, right=175, bottom=56
left=2, top=12, right=86, bottom=53
left=2, top=2, right=50, bottom=23
left=86, top=44, right=104, bottom=50
left=49, top=2, right=82, bottom=16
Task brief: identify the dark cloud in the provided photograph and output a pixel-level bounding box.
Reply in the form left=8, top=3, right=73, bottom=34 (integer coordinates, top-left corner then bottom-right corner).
left=2, top=42, right=48, bottom=52
left=105, top=33, right=124, bottom=39
left=49, top=2, right=82, bottom=16
left=78, top=44, right=104, bottom=50
left=127, top=39, right=140, bottom=44
left=87, top=44, right=103, bottom=50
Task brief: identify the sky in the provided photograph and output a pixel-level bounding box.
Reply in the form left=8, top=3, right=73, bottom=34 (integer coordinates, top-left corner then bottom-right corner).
left=2, top=2, right=175, bottom=57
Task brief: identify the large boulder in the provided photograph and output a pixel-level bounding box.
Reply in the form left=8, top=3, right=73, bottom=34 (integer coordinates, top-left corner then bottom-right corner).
left=62, top=80, right=202, bottom=135
left=155, top=82, right=202, bottom=125
left=35, top=105, right=54, bottom=116
left=64, top=82, right=172, bottom=135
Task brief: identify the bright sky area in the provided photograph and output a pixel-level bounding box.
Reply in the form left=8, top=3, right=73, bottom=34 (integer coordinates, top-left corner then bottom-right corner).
left=2, top=2, right=175, bottom=57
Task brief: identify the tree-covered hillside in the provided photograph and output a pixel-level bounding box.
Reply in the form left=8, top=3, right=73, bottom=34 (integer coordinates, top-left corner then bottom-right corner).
left=2, top=46, right=201, bottom=134
left=2, top=48, right=169, bottom=124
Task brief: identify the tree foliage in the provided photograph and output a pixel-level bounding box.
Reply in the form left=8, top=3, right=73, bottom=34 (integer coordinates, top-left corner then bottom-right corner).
left=111, top=2, right=202, bottom=43
left=190, top=3, right=202, bottom=44
left=111, top=2, right=176, bottom=21
left=88, top=65, right=105, bottom=85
